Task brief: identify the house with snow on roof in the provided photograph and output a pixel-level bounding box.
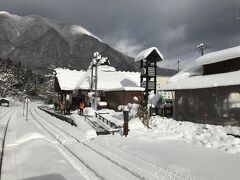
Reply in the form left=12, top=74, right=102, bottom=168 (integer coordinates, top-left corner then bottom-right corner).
left=160, top=45, right=240, bottom=126
left=54, top=64, right=144, bottom=110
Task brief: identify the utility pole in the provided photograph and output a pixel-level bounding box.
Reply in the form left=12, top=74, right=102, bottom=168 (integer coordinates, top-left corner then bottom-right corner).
left=92, top=52, right=102, bottom=111
left=94, top=62, right=98, bottom=111
left=197, top=43, right=211, bottom=56
left=177, top=59, right=181, bottom=71
left=90, top=62, right=94, bottom=92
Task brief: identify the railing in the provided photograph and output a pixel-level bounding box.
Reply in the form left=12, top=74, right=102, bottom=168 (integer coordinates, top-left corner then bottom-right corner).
left=84, top=115, right=98, bottom=129
left=38, top=106, right=77, bottom=126
left=95, top=112, right=120, bottom=129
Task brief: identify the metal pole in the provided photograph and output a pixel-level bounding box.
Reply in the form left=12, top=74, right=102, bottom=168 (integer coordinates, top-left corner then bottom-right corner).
left=90, top=64, right=94, bottom=92
left=26, top=99, right=28, bottom=122
left=123, top=110, right=129, bottom=137
left=177, top=59, right=181, bottom=71
left=201, top=47, right=204, bottom=56
left=23, top=100, right=25, bottom=116
left=94, top=63, right=98, bottom=110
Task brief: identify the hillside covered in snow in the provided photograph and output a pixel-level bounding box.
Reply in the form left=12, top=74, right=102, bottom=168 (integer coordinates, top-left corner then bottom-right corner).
left=0, top=11, right=135, bottom=73
left=0, top=58, right=47, bottom=98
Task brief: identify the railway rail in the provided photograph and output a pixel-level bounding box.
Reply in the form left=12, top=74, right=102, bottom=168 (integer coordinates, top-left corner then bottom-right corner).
left=0, top=110, right=15, bottom=180
left=30, top=107, right=141, bottom=180
left=32, top=107, right=193, bottom=180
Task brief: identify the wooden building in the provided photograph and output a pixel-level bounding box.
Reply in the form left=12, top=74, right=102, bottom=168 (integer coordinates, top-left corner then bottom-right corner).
left=0, top=98, right=9, bottom=107
left=160, top=46, right=240, bottom=126
left=54, top=65, right=144, bottom=110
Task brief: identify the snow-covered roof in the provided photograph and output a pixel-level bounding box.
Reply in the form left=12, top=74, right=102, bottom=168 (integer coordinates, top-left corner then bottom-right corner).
left=195, top=46, right=240, bottom=66
left=0, top=97, right=9, bottom=101
left=55, top=68, right=87, bottom=91
left=55, top=66, right=144, bottom=92
left=160, top=45, right=240, bottom=91
left=135, top=47, right=163, bottom=62
left=161, top=69, right=240, bottom=90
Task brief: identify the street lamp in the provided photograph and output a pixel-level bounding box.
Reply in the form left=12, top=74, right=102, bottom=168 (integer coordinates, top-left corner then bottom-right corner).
left=92, top=52, right=102, bottom=110
left=177, top=59, right=181, bottom=71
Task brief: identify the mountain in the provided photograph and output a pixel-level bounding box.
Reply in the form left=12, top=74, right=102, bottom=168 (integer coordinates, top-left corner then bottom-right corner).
left=0, top=11, right=177, bottom=77
left=0, top=11, right=135, bottom=73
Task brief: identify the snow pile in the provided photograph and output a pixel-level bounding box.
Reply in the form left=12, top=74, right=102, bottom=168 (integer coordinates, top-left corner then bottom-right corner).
left=70, top=114, right=97, bottom=139
left=7, top=132, right=52, bottom=147
left=100, top=112, right=123, bottom=127
left=97, top=109, right=115, bottom=114
left=128, top=118, right=145, bottom=131
left=154, top=117, right=240, bottom=154
left=99, top=109, right=145, bottom=130
left=83, top=107, right=95, bottom=116
left=98, top=101, right=107, bottom=106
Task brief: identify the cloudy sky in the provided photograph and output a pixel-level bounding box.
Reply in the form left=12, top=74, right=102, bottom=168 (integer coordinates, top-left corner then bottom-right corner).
left=1, top=0, right=240, bottom=69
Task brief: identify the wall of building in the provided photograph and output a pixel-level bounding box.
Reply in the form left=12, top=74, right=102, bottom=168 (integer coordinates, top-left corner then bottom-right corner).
left=204, top=57, right=240, bottom=75
left=174, top=85, right=240, bottom=126
left=105, top=91, right=144, bottom=111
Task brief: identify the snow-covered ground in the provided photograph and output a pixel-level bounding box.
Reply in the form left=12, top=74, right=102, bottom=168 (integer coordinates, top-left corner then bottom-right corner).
left=0, top=102, right=240, bottom=180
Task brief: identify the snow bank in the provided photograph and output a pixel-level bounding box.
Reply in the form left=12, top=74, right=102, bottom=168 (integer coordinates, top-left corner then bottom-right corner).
left=128, top=118, right=145, bottom=131
left=7, top=132, right=52, bottom=147
left=70, top=114, right=97, bottom=139
left=154, top=117, right=240, bottom=154
left=83, top=107, right=95, bottom=116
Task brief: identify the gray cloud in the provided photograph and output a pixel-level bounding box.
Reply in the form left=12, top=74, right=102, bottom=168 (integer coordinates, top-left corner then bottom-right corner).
left=0, top=0, right=240, bottom=68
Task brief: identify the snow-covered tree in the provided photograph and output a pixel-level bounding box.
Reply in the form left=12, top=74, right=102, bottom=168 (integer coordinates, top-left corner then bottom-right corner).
left=137, top=98, right=151, bottom=128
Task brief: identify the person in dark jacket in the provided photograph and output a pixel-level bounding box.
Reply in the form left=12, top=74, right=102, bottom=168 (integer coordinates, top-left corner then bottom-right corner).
left=65, top=100, right=71, bottom=115
left=79, top=100, right=85, bottom=115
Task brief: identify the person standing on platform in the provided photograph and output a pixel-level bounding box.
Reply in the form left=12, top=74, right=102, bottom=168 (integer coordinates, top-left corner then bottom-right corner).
left=79, top=100, right=85, bottom=115
left=59, top=101, right=64, bottom=114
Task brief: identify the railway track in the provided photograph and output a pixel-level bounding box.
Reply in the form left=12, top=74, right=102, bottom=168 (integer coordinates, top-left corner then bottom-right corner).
left=0, top=110, right=15, bottom=180
left=30, top=107, right=140, bottom=180
left=32, top=107, right=194, bottom=180
left=91, top=140, right=196, bottom=180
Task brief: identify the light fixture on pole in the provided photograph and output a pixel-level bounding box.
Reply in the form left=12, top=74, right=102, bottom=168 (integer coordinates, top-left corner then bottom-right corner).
left=197, top=43, right=212, bottom=56
left=177, top=59, right=181, bottom=71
